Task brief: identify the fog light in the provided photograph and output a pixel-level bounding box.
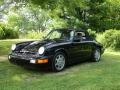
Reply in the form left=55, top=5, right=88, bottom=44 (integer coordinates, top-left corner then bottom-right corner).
left=30, top=60, right=36, bottom=64
left=37, top=59, right=48, bottom=64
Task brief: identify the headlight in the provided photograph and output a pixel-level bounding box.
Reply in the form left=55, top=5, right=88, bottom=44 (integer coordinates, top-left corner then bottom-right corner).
left=11, top=44, right=16, bottom=51
left=38, top=47, right=45, bottom=54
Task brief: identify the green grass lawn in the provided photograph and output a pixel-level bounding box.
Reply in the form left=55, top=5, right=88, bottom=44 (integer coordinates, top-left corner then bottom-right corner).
left=0, top=40, right=120, bottom=90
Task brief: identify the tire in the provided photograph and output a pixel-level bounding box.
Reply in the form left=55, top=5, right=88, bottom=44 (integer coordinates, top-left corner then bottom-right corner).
left=92, top=48, right=101, bottom=62
left=52, top=52, right=66, bottom=72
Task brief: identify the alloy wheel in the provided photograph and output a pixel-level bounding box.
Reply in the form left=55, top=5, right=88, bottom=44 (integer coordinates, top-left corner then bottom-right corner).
left=94, top=49, right=101, bottom=61
left=54, top=54, right=65, bottom=71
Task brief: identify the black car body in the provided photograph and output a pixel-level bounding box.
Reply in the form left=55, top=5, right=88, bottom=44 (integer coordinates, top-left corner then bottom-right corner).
left=8, top=29, right=104, bottom=71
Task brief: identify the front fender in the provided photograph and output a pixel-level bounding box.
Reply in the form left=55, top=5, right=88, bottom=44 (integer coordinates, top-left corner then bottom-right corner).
left=55, top=48, right=66, bottom=53
left=45, top=46, right=69, bottom=57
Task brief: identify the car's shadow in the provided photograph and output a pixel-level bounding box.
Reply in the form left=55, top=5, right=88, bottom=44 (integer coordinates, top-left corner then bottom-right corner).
left=24, top=60, right=94, bottom=73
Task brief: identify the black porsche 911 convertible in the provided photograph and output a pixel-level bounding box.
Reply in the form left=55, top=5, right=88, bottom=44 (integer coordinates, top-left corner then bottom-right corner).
left=8, top=28, right=104, bottom=72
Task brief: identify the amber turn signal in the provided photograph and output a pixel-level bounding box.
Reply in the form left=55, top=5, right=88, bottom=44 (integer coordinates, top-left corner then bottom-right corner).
left=37, top=59, right=48, bottom=64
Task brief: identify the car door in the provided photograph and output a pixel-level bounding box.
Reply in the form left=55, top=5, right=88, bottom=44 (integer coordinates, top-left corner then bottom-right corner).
left=69, top=31, right=92, bottom=63
left=71, top=42, right=85, bottom=60
left=79, top=41, right=93, bottom=59
left=81, top=34, right=95, bottom=59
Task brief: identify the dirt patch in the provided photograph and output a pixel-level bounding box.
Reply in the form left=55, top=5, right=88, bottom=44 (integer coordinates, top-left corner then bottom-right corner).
left=0, top=55, right=7, bottom=61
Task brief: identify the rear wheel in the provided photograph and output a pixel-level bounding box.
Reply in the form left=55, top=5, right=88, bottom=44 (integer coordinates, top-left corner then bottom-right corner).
left=92, top=48, right=101, bottom=62
left=52, top=52, right=66, bottom=72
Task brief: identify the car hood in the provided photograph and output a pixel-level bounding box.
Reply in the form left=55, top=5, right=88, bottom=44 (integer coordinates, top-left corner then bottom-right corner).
left=21, top=39, right=66, bottom=53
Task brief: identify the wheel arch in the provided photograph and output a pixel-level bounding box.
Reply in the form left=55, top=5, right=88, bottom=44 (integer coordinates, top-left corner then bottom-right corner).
left=94, top=44, right=103, bottom=54
left=55, top=48, right=69, bottom=63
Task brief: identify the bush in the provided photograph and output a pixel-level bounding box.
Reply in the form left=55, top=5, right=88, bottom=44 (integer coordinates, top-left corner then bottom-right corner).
left=26, top=31, right=43, bottom=39
left=87, top=29, right=96, bottom=39
left=96, top=29, right=120, bottom=50
left=0, top=24, right=19, bottom=39
left=96, top=33, right=104, bottom=45
left=20, top=30, right=50, bottom=39
left=0, top=27, right=5, bottom=39
left=3, top=28, right=19, bottom=39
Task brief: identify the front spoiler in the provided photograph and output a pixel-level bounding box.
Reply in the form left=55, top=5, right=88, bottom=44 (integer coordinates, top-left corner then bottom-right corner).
left=8, top=54, right=53, bottom=68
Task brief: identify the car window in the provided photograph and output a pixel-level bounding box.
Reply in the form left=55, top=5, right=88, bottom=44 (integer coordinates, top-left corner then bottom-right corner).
left=45, top=30, right=73, bottom=41
left=70, top=31, right=74, bottom=40
left=48, top=31, right=61, bottom=40
left=74, top=32, right=86, bottom=41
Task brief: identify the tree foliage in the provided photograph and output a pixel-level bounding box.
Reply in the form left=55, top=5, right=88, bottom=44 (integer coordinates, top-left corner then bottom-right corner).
left=28, top=0, right=120, bottom=31
left=0, top=0, right=120, bottom=33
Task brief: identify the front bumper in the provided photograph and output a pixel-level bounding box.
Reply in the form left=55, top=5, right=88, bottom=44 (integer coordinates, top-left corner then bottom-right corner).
left=8, top=54, right=53, bottom=68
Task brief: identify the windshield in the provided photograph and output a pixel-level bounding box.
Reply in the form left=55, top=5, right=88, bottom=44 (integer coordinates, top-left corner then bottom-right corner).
left=45, top=30, right=74, bottom=41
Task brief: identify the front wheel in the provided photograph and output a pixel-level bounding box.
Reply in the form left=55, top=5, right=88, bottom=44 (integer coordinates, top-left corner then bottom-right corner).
left=92, top=48, right=101, bottom=62
left=52, top=52, right=66, bottom=72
